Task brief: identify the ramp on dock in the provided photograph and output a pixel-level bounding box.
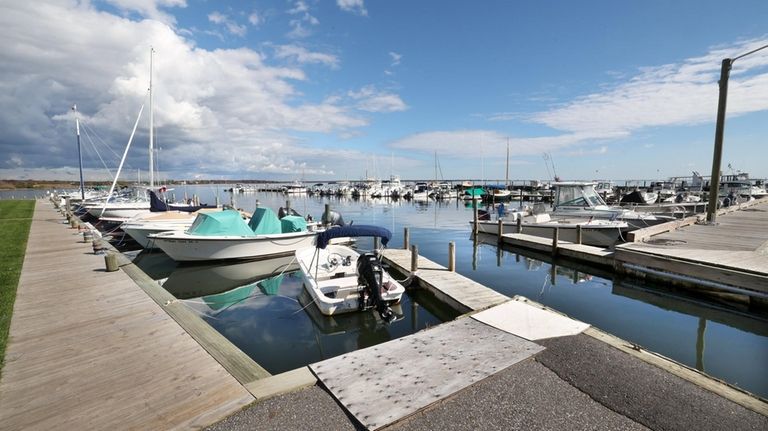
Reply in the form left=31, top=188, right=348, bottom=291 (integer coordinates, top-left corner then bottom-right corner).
left=309, top=317, right=544, bottom=430
left=0, top=201, right=254, bottom=430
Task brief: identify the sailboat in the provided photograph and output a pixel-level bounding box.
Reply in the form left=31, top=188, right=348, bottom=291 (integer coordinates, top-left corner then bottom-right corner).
left=86, top=48, right=160, bottom=221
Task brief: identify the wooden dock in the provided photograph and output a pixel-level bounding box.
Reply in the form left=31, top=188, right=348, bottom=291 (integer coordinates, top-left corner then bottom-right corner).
left=381, top=248, right=509, bottom=313
left=615, top=199, right=768, bottom=298
left=0, top=201, right=255, bottom=430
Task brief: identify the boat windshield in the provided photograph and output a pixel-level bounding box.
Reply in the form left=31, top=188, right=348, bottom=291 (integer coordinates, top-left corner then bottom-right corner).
left=556, top=185, right=606, bottom=207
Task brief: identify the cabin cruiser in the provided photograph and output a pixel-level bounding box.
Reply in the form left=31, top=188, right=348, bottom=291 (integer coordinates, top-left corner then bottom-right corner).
left=550, top=182, right=673, bottom=229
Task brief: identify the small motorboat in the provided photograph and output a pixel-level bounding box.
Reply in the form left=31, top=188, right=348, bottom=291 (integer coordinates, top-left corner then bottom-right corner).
left=296, top=225, right=405, bottom=322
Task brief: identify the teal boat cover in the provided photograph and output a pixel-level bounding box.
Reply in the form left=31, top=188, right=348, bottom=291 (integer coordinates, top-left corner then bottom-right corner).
left=187, top=209, right=255, bottom=237
left=280, top=215, right=307, bottom=233
left=258, top=274, right=284, bottom=296
left=248, top=207, right=282, bottom=235
left=464, top=187, right=485, bottom=196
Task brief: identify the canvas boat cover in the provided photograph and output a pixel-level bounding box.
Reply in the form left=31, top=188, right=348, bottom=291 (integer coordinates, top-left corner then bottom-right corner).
left=280, top=215, right=308, bottom=233
left=186, top=209, right=255, bottom=237
left=149, top=190, right=211, bottom=213
left=248, top=207, right=283, bottom=235
left=316, top=225, right=391, bottom=249
left=464, top=187, right=485, bottom=196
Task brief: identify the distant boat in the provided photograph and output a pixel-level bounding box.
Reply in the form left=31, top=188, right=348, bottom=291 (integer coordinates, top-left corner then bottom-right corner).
left=296, top=225, right=404, bottom=322
left=283, top=180, right=308, bottom=194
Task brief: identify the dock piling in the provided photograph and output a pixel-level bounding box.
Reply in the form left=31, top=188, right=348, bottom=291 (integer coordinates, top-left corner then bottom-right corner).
left=104, top=253, right=119, bottom=272
left=497, top=219, right=503, bottom=243
left=403, top=227, right=410, bottom=250
left=410, top=244, right=418, bottom=273
left=576, top=224, right=583, bottom=245
left=323, top=204, right=330, bottom=228
left=472, top=201, right=478, bottom=235
left=551, top=227, right=559, bottom=256
left=516, top=217, right=522, bottom=233
left=448, top=241, right=456, bottom=272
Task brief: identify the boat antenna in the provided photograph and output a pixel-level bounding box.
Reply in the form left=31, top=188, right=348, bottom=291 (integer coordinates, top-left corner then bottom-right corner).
left=72, top=104, right=85, bottom=200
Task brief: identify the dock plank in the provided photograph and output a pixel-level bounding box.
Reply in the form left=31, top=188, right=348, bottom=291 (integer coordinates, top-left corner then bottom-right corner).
left=0, top=201, right=255, bottom=430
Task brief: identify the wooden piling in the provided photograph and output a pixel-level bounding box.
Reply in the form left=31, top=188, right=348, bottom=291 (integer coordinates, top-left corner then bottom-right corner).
left=104, top=253, right=119, bottom=272
left=448, top=241, right=456, bottom=272
left=472, top=200, right=478, bottom=235
left=551, top=227, right=559, bottom=256
left=516, top=217, right=522, bottom=233
left=576, top=224, right=583, bottom=245
left=497, top=219, right=504, bottom=243
left=410, top=244, right=418, bottom=273
left=323, top=204, right=330, bottom=227
left=403, top=227, right=410, bottom=250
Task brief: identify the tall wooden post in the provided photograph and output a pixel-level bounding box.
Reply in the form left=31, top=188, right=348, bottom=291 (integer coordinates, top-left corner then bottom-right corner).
left=323, top=203, right=330, bottom=227
left=551, top=227, right=559, bottom=256
left=497, top=219, right=503, bottom=244
left=403, top=227, right=410, bottom=250
left=516, top=216, right=522, bottom=234
left=448, top=241, right=455, bottom=272
left=410, top=244, right=418, bottom=273
left=576, top=224, right=583, bottom=245
left=706, top=58, right=733, bottom=224
left=472, top=200, right=478, bottom=235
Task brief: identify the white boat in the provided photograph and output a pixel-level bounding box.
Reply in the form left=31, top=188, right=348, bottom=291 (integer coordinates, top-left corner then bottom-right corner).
left=283, top=180, right=308, bottom=194
left=471, top=213, right=628, bottom=247
left=552, top=182, right=673, bottom=229
left=151, top=208, right=316, bottom=262
left=296, top=225, right=405, bottom=322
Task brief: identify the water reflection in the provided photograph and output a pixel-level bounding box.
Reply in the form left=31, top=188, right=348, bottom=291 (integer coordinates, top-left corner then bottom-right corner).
left=151, top=255, right=454, bottom=375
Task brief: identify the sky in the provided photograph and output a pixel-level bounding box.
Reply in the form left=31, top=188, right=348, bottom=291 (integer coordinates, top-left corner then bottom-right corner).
left=1, top=0, right=767, bottom=182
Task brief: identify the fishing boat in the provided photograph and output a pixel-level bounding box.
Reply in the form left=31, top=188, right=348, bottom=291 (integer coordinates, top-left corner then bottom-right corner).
left=150, top=208, right=316, bottom=262
left=296, top=225, right=404, bottom=322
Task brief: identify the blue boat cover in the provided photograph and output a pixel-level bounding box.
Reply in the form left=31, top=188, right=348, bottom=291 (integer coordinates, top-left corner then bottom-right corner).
left=149, top=190, right=210, bottom=213
left=248, top=207, right=282, bottom=235
left=315, top=225, right=391, bottom=249
left=280, top=215, right=307, bottom=233
left=187, top=209, right=255, bottom=237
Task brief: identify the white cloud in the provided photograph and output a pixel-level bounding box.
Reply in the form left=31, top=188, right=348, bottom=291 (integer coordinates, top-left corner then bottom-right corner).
left=389, top=51, right=401, bottom=66
left=529, top=38, right=768, bottom=138
left=273, top=45, right=339, bottom=69
left=337, top=0, right=368, bottom=16
left=248, top=11, right=262, bottom=27
left=348, top=86, right=407, bottom=113
left=208, top=11, right=247, bottom=37
left=102, top=0, right=187, bottom=24
left=287, top=1, right=319, bottom=39
left=0, top=2, right=376, bottom=179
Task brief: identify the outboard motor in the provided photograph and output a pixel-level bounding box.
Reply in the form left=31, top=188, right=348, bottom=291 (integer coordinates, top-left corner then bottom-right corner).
left=356, top=252, right=396, bottom=323
left=322, top=210, right=346, bottom=227
left=278, top=207, right=301, bottom=219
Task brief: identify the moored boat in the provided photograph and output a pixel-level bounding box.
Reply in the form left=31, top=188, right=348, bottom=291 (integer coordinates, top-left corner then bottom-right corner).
left=296, top=225, right=404, bottom=322
left=151, top=208, right=316, bottom=262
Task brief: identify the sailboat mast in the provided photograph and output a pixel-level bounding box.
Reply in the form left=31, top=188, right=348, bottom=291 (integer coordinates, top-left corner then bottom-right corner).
left=149, top=47, right=155, bottom=188
left=505, top=137, right=509, bottom=187
left=73, top=105, right=84, bottom=200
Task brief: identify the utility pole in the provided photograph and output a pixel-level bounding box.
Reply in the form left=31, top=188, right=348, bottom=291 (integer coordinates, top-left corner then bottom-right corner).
left=706, top=43, right=768, bottom=223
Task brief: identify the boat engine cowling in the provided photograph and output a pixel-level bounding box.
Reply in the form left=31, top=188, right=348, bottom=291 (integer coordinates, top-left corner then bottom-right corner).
left=356, top=252, right=396, bottom=323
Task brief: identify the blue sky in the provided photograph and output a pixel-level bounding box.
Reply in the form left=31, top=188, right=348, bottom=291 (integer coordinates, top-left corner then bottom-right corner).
left=1, top=0, right=767, bottom=182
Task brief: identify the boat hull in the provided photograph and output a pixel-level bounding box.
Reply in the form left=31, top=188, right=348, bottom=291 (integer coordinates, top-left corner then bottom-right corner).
left=151, top=231, right=317, bottom=262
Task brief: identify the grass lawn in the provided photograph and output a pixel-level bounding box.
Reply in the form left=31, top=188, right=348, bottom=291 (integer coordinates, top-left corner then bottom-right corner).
left=0, top=200, right=34, bottom=372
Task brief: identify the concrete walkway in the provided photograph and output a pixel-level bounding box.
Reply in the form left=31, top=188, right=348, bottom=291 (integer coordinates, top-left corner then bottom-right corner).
left=0, top=201, right=254, bottom=430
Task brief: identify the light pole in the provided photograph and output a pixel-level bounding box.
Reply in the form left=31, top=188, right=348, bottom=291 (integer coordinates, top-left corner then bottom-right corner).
left=706, top=43, right=768, bottom=223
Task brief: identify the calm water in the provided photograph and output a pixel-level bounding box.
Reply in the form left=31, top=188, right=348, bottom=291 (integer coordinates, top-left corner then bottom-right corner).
left=15, top=185, right=768, bottom=398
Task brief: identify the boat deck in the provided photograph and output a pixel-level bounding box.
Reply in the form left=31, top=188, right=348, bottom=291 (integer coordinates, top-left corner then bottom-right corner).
left=0, top=201, right=255, bottom=430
